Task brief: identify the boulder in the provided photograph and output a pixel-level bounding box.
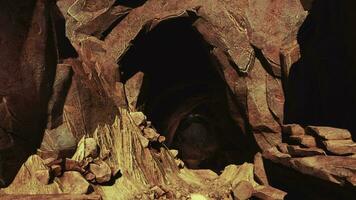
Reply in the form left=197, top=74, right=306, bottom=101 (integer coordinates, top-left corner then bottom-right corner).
left=58, top=171, right=90, bottom=194
left=89, top=160, right=111, bottom=184
left=232, top=180, right=253, bottom=200
left=306, top=126, right=352, bottom=140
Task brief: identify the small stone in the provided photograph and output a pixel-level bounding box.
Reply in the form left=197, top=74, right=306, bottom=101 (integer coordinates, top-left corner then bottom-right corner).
left=158, top=135, right=166, bottom=143
left=130, top=112, right=147, bottom=126
left=169, top=149, right=179, bottom=158
left=58, top=171, right=90, bottom=194
left=84, top=172, right=96, bottom=182
left=232, top=180, right=253, bottom=200
left=192, top=169, right=219, bottom=180
left=289, top=135, right=317, bottom=147
left=143, top=128, right=160, bottom=141
left=175, top=159, right=185, bottom=168
left=89, top=160, right=111, bottom=184
left=151, top=186, right=165, bottom=198
left=50, top=164, right=62, bottom=177
left=65, top=158, right=85, bottom=173
left=287, top=145, right=325, bottom=157
left=35, top=169, right=50, bottom=185
left=282, top=124, right=305, bottom=136
left=252, top=186, right=287, bottom=200
left=71, top=137, right=98, bottom=161
left=306, top=126, right=352, bottom=140
left=263, top=147, right=291, bottom=162
left=322, top=139, right=356, bottom=155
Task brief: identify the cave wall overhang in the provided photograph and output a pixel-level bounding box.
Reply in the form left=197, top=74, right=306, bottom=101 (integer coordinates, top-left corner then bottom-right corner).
left=63, top=0, right=308, bottom=151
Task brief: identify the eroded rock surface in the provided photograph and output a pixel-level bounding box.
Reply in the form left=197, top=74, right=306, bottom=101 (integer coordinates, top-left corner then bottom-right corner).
left=0, top=0, right=355, bottom=199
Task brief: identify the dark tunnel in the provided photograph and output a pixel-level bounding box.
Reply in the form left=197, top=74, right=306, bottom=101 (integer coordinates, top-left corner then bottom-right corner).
left=119, top=17, right=258, bottom=172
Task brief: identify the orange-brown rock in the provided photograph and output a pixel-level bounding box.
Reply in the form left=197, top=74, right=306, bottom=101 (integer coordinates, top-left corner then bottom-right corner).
left=89, top=160, right=111, bottom=184
left=232, top=180, right=254, bottom=200
left=306, top=126, right=352, bottom=140
left=57, top=171, right=90, bottom=194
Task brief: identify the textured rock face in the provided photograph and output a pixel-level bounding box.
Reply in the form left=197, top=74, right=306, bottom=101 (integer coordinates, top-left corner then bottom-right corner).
left=0, top=0, right=356, bottom=199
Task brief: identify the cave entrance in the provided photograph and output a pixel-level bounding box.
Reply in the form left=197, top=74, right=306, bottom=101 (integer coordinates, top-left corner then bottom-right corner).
left=120, top=17, right=251, bottom=172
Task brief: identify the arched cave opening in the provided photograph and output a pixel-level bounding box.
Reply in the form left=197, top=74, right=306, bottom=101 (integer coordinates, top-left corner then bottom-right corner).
left=119, top=17, right=257, bottom=172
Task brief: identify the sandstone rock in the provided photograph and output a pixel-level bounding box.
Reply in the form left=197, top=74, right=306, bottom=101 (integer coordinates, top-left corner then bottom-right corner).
left=175, top=159, right=185, bottom=168
left=286, top=145, right=325, bottom=157
left=266, top=76, right=284, bottom=124
left=282, top=124, right=305, bottom=136
left=143, top=128, right=160, bottom=141
left=125, top=72, right=144, bottom=111
left=40, top=123, right=77, bottom=152
left=43, top=157, right=57, bottom=166
left=84, top=172, right=96, bottom=182
left=252, top=186, right=287, bottom=200
left=232, top=180, right=253, bottom=200
left=158, top=135, right=166, bottom=143
left=263, top=147, right=291, bottom=163
left=289, top=135, right=317, bottom=147
left=322, top=140, right=356, bottom=155
left=169, top=149, right=179, bottom=158
left=89, top=160, right=111, bottom=184
left=280, top=41, right=301, bottom=79
left=306, top=126, right=352, bottom=140
left=151, top=186, right=165, bottom=198
left=137, top=134, right=149, bottom=148
left=192, top=169, right=219, bottom=180
left=2, top=155, right=61, bottom=194
left=0, top=0, right=340, bottom=199
left=58, top=171, right=90, bottom=194
left=34, top=169, right=50, bottom=185
left=130, top=112, right=146, bottom=126
left=247, top=59, right=282, bottom=150
left=72, top=137, right=98, bottom=161
left=219, top=163, right=258, bottom=188
left=64, top=158, right=85, bottom=173
left=289, top=156, right=356, bottom=186
left=253, top=153, right=269, bottom=185
left=277, top=143, right=289, bottom=154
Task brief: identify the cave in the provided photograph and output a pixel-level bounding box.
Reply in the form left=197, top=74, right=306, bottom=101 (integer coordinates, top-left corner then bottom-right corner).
left=119, top=17, right=257, bottom=172
left=2, top=1, right=356, bottom=199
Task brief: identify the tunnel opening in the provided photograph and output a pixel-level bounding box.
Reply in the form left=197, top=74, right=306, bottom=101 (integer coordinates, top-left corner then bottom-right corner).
left=119, top=17, right=257, bottom=172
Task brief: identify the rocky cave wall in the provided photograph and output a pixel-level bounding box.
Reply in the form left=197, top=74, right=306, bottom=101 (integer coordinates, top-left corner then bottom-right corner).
left=0, top=0, right=355, bottom=200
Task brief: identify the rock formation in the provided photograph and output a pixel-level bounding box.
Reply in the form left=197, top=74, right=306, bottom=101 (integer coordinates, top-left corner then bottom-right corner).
left=0, top=0, right=355, bottom=199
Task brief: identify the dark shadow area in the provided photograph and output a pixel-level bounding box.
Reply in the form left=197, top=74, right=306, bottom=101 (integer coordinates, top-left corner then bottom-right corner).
left=284, top=0, right=356, bottom=140
left=114, top=0, right=147, bottom=8
left=264, top=159, right=356, bottom=200
left=52, top=4, right=78, bottom=60
left=119, top=17, right=257, bottom=172
left=0, top=0, right=40, bottom=186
